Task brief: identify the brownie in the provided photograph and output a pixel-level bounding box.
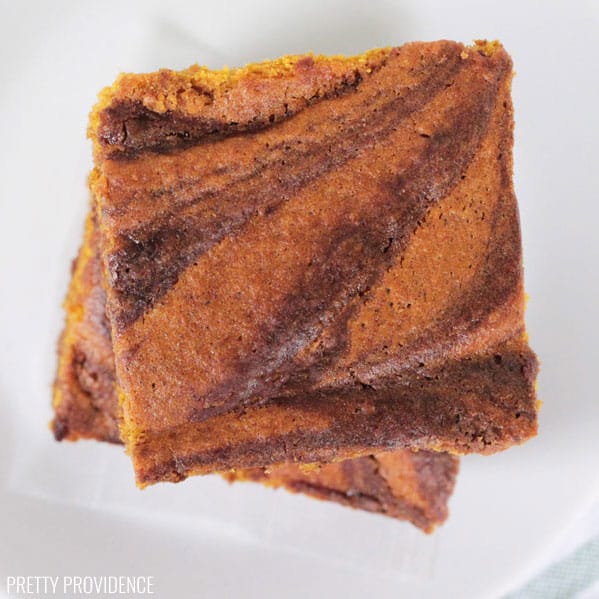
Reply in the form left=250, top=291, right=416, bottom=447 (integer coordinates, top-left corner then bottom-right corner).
left=225, top=451, right=457, bottom=532
left=86, top=40, right=538, bottom=485
left=52, top=213, right=458, bottom=531
left=53, top=211, right=120, bottom=444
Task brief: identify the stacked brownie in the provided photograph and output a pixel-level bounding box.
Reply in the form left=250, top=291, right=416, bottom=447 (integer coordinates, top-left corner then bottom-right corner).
left=52, top=40, right=538, bottom=532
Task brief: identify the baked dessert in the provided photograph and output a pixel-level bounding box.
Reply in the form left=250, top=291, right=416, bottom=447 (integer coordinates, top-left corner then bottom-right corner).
left=225, top=450, right=457, bottom=532
left=52, top=211, right=458, bottom=531
left=53, top=212, right=120, bottom=444
left=88, top=40, right=538, bottom=485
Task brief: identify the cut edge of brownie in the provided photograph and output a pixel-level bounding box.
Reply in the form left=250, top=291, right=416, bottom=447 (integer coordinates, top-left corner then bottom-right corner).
left=52, top=211, right=121, bottom=444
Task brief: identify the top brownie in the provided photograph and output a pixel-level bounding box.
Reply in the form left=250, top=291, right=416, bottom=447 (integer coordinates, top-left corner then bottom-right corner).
left=89, top=40, right=538, bottom=486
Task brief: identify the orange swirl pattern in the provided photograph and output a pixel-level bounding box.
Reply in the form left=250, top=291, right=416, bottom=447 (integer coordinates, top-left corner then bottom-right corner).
left=88, top=41, right=538, bottom=486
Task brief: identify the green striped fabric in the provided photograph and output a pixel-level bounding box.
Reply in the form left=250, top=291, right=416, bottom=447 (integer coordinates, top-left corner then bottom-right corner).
left=506, top=538, right=599, bottom=599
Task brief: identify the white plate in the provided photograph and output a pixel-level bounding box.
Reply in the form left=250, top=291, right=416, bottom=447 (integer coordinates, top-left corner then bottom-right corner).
left=1, top=1, right=598, bottom=597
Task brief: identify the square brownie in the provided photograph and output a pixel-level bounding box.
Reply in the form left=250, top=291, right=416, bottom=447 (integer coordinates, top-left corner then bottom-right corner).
left=86, top=41, right=538, bottom=485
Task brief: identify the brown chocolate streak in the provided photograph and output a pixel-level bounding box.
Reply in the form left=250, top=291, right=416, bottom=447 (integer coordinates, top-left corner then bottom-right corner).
left=106, top=49, right=466, bottom=330
left=344, top=96, right=520, bottom=387
left=190, top=62, right=509, bottom=415
left=137, top=344, right=536, bottom=484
